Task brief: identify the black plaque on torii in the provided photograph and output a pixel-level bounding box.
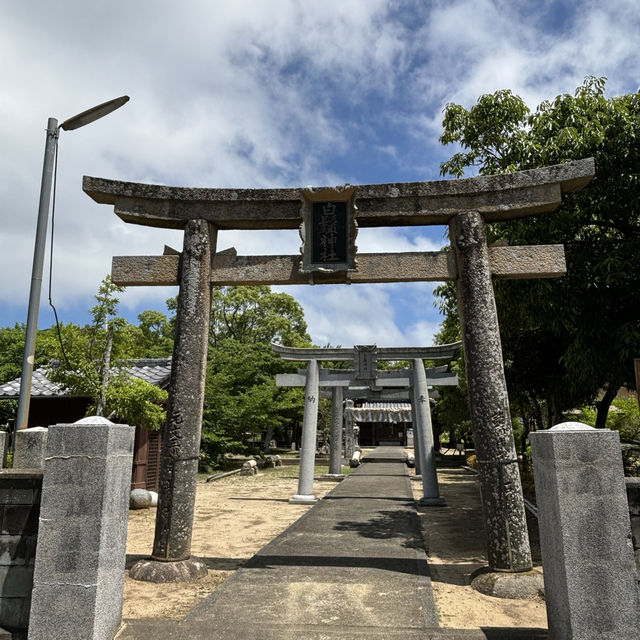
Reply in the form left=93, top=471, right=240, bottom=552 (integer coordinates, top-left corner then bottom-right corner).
left=299, top=185, right=358, bottom=276
left=354, top=344, right=377, bottom=381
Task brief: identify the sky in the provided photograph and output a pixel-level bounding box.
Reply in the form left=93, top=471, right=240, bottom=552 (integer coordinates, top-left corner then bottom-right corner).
left=1, top=0, right=639, bottom=348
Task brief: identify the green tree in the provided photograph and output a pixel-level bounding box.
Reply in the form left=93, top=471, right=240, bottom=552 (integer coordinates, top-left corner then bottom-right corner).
left=208, top=286, right=310, bottom=347
left=438, top=76, right=640, bottom=429
left=200, top=286, right=311, bottom=466
left=51, top=277, right=170, bottom=429
left=102, top=376, right=167, bottom=431
left=430, top=285, right=472, bottom=448
left=136, top=310, right=174, bottom=357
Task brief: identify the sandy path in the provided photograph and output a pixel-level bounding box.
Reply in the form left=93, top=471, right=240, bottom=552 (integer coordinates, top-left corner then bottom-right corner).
left=123, top=461, right=547, bottom=629
left=413, top=466, right=547, bottom=629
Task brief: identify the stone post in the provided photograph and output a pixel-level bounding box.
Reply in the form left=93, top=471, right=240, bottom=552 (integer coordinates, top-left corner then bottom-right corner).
left=28, top=417, right=134, bottom=640
left=131, top=220, right=215, bottom=583
left=344, top=399, right=355, bottom=459
left=13, top=427, right=48, bottom=470
left=290, top=359, right=319, bottom=504
left=411, top=395, right=422, bottom=477
left=327, top=386, right=344, bottom=477
left=412, top=359, right=444, bottom=505
left=450, top=211, right=532, bottom=572
left=530, top=423, right=640, bottom=639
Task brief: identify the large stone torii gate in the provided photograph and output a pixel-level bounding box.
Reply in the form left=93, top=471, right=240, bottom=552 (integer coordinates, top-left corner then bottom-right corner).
left=84, top=157, right=594, bottom=581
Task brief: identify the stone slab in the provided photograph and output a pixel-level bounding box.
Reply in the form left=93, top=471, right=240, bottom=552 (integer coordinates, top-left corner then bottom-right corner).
left=114, top=245, right=566, bottom=287
left=531, top=426, right=640, bottom=639
left=12, top=428, right=47, bottom=471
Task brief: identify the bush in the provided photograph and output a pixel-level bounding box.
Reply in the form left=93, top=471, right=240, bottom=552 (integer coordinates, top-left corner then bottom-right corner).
left=574, top=396, right=640, bottom=442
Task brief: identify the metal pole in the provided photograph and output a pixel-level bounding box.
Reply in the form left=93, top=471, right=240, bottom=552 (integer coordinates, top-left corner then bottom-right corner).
left=16, top=118, right=59, bottom=431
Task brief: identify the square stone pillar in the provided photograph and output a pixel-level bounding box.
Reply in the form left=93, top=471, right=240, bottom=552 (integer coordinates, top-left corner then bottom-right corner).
left=530, top=423, right=640, bottom=639
left=13, top=428, right=47, bottom=470
left=28, top=417, right=134, bottom=640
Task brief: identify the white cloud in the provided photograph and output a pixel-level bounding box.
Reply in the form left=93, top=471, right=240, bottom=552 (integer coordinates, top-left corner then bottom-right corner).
left=287, top=282, right=442, bottom=348
left=1, top=0, right=639, bottom=345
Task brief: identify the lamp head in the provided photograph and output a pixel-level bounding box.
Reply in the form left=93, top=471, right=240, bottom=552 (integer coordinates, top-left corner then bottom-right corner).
left=60, top=95, right=129, bottom=131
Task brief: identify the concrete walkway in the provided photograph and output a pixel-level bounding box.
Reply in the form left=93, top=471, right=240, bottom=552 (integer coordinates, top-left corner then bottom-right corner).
left=118, top=447, right=546, bottom=640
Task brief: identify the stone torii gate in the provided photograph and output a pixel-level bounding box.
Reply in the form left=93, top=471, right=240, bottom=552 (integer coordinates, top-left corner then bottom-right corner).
left=319, top=366, right=456, bottom=472
left=84, top=157, right=594, bottom=580
left=273, top=343, right=460, bottom=505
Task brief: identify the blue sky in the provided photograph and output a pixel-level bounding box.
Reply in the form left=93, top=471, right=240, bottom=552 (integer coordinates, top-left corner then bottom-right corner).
left=1, top=1, right=639, bottom=347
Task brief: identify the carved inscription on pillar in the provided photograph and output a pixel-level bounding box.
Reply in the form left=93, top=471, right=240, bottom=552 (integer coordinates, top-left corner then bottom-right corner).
left=300, top=185, right=358, bottom=274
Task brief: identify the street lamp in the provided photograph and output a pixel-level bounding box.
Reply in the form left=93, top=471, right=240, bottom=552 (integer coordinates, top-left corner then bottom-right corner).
left=16, top=96, right=130, bottom=431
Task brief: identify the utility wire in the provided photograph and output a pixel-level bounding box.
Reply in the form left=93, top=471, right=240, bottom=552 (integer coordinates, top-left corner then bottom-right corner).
left=47, top=133, right=72, bottom=371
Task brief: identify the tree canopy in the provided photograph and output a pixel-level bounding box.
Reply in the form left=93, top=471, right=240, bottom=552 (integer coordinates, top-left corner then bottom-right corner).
left=0, top=277, right=173, bottom=430
left=437, top=76, right=640, bottom=430
left=2, top=281, right=312, bottom=466
left=199, top=286, right=311, bottom=466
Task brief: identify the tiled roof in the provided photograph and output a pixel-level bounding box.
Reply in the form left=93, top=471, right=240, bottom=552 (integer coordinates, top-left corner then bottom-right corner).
left=0, top=358, right=172, bottom=399
left=0, top=368, right=66, bottom=398
left=121, top=359, right=172, bottom=388
left=351, top=402, right=412, bottom=423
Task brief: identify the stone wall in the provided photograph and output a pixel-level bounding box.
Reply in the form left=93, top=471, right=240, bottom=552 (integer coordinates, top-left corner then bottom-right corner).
left=0, top=470, right=42, bottom=632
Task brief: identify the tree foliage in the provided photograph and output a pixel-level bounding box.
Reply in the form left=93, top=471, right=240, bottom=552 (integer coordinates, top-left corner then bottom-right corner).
left=199, top=286, right=311, bottom=467
left=0, top=277, right=174, bottom=430
left=438, top=76, right=640, bottom=430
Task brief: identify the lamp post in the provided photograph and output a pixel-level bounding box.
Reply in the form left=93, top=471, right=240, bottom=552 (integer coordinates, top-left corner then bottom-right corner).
left=16, top=96, right=129, bottom=431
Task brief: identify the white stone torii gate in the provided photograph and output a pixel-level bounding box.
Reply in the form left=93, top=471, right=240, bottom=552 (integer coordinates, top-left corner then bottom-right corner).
left=84, top=158, right=594, bottom=580
left=319, top=365, right=455, bottom=472
left=275, top=350, right=459, bottom=504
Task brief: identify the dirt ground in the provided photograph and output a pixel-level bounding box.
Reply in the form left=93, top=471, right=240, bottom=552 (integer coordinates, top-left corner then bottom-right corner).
left=123, top=465, right=335, bottom=620
left=413, top=463, right=547, bottom=629
left=123, top=459, right=547, bottom=629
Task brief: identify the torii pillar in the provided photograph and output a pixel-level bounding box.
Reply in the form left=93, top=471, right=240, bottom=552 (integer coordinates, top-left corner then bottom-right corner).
left=412, top=359, right=444, bottom=505
left=290, top=359, right=320, bottom=503
left=129, top=220, right=215, bottom=582
left=450, top=212, right=531, bottom=572
left=327, top=386, right=344, bottom=477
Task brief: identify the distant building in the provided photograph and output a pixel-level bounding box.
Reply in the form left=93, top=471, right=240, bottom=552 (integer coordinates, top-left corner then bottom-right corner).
left=353, top=402, right=412, bottom=447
